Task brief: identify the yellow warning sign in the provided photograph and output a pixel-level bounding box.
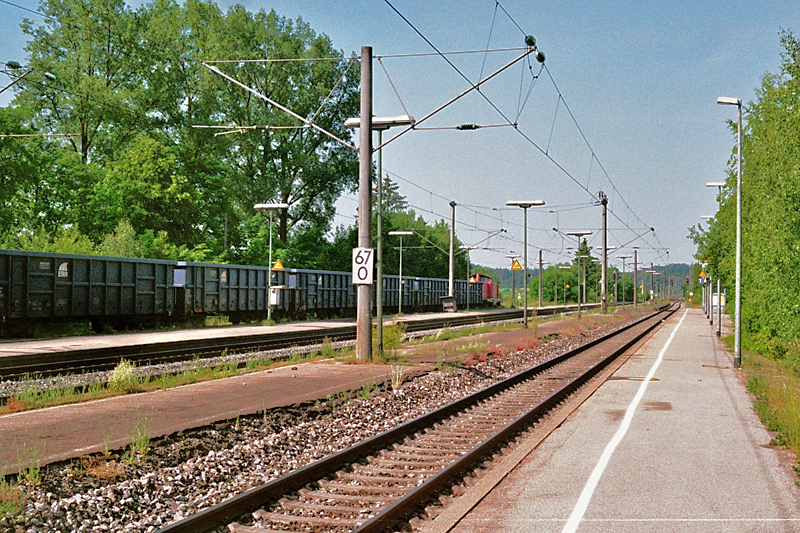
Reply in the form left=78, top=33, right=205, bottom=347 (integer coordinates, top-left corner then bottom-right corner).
left=272, top=259, right=284, bottom=271
left=699, top=270, right=706, bottom=278
left=511, top=259, right=523, bottom=271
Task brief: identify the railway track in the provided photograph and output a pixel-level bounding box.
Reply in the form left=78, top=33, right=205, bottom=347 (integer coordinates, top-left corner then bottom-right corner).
left=0, top=309, right=524, bottom=379
left=157, top=302, right=677, bottom=533
left=0, top=304, right=604, bottom=380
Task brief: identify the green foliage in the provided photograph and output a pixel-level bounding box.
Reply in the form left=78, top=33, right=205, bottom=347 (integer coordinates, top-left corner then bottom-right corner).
left=358, top=380, right=376, bottom=401
left=123, top=417, right=150, bottom=466
left=380, top=210, right=467, bottom=279
left=320, top=337, right=336, bottom=358
left=97, top=219, right=143, bottom=258
left=0, top=225, right=96, bottom=255
left=1, top=0, right=362, bottom=268
left=108, top=359, right=137, bottom=392
left=0, top=473, right=25, bottom=518
left=87, top=134, right=200, bottom=244
left=376, top=321, right=407, bottom=354
left=18, top=445, right=42, bottom=486
left=691, top=30, right=800, bottom=356
left=746, top=352, right=800, bottom=466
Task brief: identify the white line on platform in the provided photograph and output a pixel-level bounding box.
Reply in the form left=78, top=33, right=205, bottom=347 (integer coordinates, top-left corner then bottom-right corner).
left=561, top=308, right=689, bottom=533
left=469, top=518, right=800, bottom=523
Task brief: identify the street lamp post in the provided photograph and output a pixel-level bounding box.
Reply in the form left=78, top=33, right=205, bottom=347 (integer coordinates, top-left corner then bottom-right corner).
left=254, top=202, right=289, bottom=323
left=460, top=245, right=477, bottom=312
left=617, top=255, right=631, bottom=307
left=345, top=114, right=415, bottom=357
left=602, top=245, right=616, bottom=310
left=717, top=96, right=742, bottom=369
left=706, top=182, right=725, bottom=338
left=388, top=230, right=413, bottom=315
left=646, top=269, right=657, bottom=302
left=566, top=231, right=592, bottom=316
left=506, top=200, right=546, bottom=328
left=632, top=249, right=639, bottom=308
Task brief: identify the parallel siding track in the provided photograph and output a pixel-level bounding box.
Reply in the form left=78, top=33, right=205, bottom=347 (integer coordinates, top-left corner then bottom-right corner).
left=0, top=304, right=604, bottom=380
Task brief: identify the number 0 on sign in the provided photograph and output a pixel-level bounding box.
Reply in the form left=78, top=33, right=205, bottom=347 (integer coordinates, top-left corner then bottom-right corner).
left=352, top=248, right=374, bottom=285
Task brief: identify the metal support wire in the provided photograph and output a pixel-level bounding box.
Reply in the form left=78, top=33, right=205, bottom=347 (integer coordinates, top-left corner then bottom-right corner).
left=201, top=62, right=356, bottom=151
left=375, top=48, right=535, bottom=152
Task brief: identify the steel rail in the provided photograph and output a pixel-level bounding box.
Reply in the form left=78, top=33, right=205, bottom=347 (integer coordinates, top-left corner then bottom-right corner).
left=0, top=309, right=521, bottom=379
left=0, top=304, right=608, bottom=379
left=156, top=303, right=676, bottom=533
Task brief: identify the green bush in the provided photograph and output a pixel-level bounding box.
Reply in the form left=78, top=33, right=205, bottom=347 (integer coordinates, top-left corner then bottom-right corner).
left=108, top=359, right=136, bottom=392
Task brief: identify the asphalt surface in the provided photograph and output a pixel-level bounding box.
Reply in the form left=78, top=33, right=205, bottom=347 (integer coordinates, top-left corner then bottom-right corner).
left=448, top=308, right=800, bottom=532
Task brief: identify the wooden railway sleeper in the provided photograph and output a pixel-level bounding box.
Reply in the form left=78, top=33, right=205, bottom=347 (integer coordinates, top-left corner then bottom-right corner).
left=316, top=480, right=410, bottom=494
left=278, top=498, right=383, bottom=516
left=335, top=472, right=428, bottom=484
left=350, top=465, right=442, bottom=478
left=253, top=509, right=364, bottom=528
left=367, top=456, right=454, bottom=468
left=297, top=489, right=396, bottom=504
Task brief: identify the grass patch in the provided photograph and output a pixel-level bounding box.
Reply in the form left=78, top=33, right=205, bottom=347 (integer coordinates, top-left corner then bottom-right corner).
left=376, top=322, right=410, bottom=362
left=436, top=352, right=462, bottom=372
left=358, top=380, right=377, bottom=400
left=408, top=321, right=522, bottom=347
left=0, top=473, right=25, bottom=519
left=205, top=315, right=232, bottom=327
left=18, top=445, right=42, bottom=486
left=123, top=417, right=150, bottom=466
left=108, top=359, right=139, bottom=392
left=0, top=350, right=313, bottom=415
left=745, top=352, right=800, bottom=468
left=387, top=366, right=405, bottom=390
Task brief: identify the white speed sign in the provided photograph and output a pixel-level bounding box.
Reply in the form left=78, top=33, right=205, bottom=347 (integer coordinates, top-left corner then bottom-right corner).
left=352, top=248, right=374, bottom=285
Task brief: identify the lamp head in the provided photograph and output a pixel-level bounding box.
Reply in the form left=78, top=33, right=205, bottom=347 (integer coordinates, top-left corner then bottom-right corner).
left=254, top=203, right=289, bottom=210
left=717, top=96, right=741, bottom=106
left=344, top=114, right=415, bottom=130
left=506, top=200, right=545, bottom=208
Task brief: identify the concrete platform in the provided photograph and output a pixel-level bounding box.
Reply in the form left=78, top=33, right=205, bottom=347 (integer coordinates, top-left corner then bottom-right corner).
left=446, top=308, right=800, bottom=532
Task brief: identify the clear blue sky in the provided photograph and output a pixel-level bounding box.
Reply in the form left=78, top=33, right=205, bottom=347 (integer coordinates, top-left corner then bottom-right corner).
left=1, top=0, right=797, bottom=270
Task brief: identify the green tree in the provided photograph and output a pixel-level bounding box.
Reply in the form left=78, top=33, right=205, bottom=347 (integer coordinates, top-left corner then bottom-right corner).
left=86, top=134, right=199, bottom=242
left=18, top=0, right=144, bottom=164
left=693, top=30, right=800, bottom=354
left=206, top=8, right=360, bottom=250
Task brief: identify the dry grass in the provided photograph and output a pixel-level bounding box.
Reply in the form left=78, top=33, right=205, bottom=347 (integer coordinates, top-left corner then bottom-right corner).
left=83, top=456, right=125, bottom=482
left=746, top=353, right=800, bottom=465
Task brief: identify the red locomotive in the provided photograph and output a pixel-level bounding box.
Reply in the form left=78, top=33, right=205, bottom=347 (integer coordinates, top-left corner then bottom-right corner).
left=469, top=273, right=501, bottom=306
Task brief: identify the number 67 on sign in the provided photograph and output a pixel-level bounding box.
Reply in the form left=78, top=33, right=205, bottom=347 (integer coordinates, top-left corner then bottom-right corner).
left=352, top=248, right=374, bottom=285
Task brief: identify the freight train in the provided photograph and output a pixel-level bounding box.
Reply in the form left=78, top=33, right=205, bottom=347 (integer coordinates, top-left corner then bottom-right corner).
left=0, top=249, right=501, bottom=334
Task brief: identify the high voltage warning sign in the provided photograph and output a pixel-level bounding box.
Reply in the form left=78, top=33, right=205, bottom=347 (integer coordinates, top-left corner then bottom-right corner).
left=511, top=259, right=523, bottom=271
